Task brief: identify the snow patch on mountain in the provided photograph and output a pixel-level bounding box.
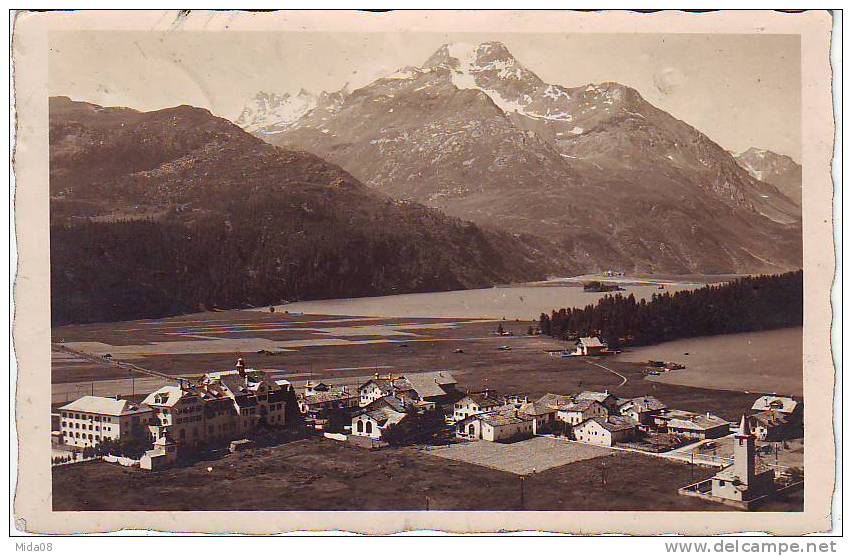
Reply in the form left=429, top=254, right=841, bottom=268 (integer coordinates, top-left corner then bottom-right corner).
left=440, top=43, right=546, bottom=120
left=235, top=90, right=318, bottom=134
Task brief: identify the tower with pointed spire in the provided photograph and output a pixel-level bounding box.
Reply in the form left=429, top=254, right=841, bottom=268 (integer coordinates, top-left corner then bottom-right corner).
left=703, top=413, right=777, bottom=507
left=732, top=415, right=756, bottom=483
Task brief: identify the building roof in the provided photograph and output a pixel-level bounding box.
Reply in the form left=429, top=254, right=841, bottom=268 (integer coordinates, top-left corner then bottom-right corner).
left=750, top=409, right=790, bottom=428
left=714, top=461, right=774, bottom=483
left=628, top=396, right=668, bottom=412
left=663, top=410, right=730, bottom=431
left=364, top=394, right=409, bottom=413
left=405, top=371, right=457, bottom=399
left=522, top=393, right=574, bottom=416
left=217, top=374, right=250, bottom=396
left=361, top=376, right=414, bottom=395
left=461, top=392, right=506, bottom=409
left=267, top=389, right=290, bottom=403
left=561, top=399, right=604, bottom=414
left=141, top=386, right=187, bottom=407
left=751, top=395, right=799, bottom=414
left=363, top=405, right=409, bottom=427
left=60, top=396, right=151, bottom=416
left=582, top=416, right=635, bottom=433
left=577, top=391, right=614, bottom=404
left=537, top=393, right=575, bottom=409
left=478, top=409, right=534, bottom=427
left=302, top=390, right=356, bottom=405
left=578, top=337, right=605, bottom=348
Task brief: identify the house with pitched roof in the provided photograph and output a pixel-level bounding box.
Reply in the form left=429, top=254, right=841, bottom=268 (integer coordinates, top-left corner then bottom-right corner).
left=351, top=396, right=411, bottom=439
left=298, top=389, right=359, bottom=419
left=751, top=395, right=800, bottom=416
left=572, top=416, right=636, bottom=446
left=304, top=380, right=332, bottom=396
left=573, top=337, right=608, bottom=356
left=557, top=399, right=609, bottom=427
left=654, top=409, right=730, bottom=440
left=358, top=374, right=417, bottom=406
left=359, top=371, right=459, bottom=408
left=404, top=371, right=459, bottom=403
left=619, top=396, right=668, bottom=425
left=455, top=408, right=535, bottom=442
left=747, top=395, right=801, bottom=440
left=452, top=391, right=507, bottom=422
left=576, top=390, right=620, bottom=413
left=748, top=410, right=793, bottom=441
left=521, top=393, right=574, bottom=433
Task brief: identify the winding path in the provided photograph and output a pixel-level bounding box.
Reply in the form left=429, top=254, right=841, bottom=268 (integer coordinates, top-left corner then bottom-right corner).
left=585, top=360, right=628, bottom=389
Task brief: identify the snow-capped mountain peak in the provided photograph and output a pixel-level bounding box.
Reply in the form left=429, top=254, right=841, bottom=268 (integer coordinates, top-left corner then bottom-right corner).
left=421, top=42, right=565, bottom=121
left=235, top=89, right=318, bottom=134
left=734, top=147, right=802, bottom=206
left=260, top=40, right=801, bottom=274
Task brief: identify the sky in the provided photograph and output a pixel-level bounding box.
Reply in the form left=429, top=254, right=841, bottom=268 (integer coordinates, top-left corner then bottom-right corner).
left=49, top=31, right=801, bottom=161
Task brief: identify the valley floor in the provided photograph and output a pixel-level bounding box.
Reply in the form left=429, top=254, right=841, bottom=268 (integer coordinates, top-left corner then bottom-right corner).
left=52, top=310, right=800, bottom=422
left=50, top=299, right=804, bottom=513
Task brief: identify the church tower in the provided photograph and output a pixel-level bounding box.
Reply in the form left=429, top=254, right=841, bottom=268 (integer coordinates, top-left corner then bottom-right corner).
left=733, top=415, right=756, bottom=484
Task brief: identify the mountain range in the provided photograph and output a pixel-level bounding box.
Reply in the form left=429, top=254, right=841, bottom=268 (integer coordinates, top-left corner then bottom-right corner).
left=50, top=41, right=804, bottom=323
left=49, top=96, right=552, bottom=324
left=249, top=41, right=802, bottom=275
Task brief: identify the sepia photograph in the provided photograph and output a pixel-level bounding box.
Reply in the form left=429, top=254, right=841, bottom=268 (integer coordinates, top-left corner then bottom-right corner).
left=10, top=8, right=839, bottom=538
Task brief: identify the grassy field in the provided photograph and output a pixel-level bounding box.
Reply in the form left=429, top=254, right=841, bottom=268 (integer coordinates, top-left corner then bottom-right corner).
left=427, top=436, right=612, bottom=475
left=52, top=311, right=792, bottom=420
left=53, top=436, right=749, bottom=512
left=52, top=309, right=792, bottom=421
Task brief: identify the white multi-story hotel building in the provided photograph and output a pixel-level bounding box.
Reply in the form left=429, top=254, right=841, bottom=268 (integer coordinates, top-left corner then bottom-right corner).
left=59, top=396, right=154, bottom=449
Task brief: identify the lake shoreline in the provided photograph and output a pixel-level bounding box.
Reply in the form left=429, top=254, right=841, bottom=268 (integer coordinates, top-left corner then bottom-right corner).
left=255, top=275, right=717, bottom=320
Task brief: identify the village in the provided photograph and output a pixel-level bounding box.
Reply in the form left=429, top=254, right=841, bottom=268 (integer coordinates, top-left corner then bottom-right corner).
left=52, top=334, right=805, bottom=511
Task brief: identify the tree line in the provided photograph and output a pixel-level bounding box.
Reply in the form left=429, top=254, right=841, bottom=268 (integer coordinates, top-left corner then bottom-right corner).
left=539, top=271, right=802, bottom=347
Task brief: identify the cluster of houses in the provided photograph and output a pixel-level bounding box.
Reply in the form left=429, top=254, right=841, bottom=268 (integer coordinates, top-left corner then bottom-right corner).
left=294, top=370, right=792, bottom=452
left=298, top=371, right=459, bottom=440
left=452, top=389, right=734, bottom=447
left=55, top=355, right=803, bottom=481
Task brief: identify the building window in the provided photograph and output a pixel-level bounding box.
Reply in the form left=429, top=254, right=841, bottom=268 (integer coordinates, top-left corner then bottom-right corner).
left=365, top=421, right=373, bottom=435
left=357, top=421, right=363, bottom=433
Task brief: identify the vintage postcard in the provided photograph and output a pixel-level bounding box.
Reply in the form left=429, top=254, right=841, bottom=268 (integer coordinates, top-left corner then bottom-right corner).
left=11, top=9, right=837, bottom=535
